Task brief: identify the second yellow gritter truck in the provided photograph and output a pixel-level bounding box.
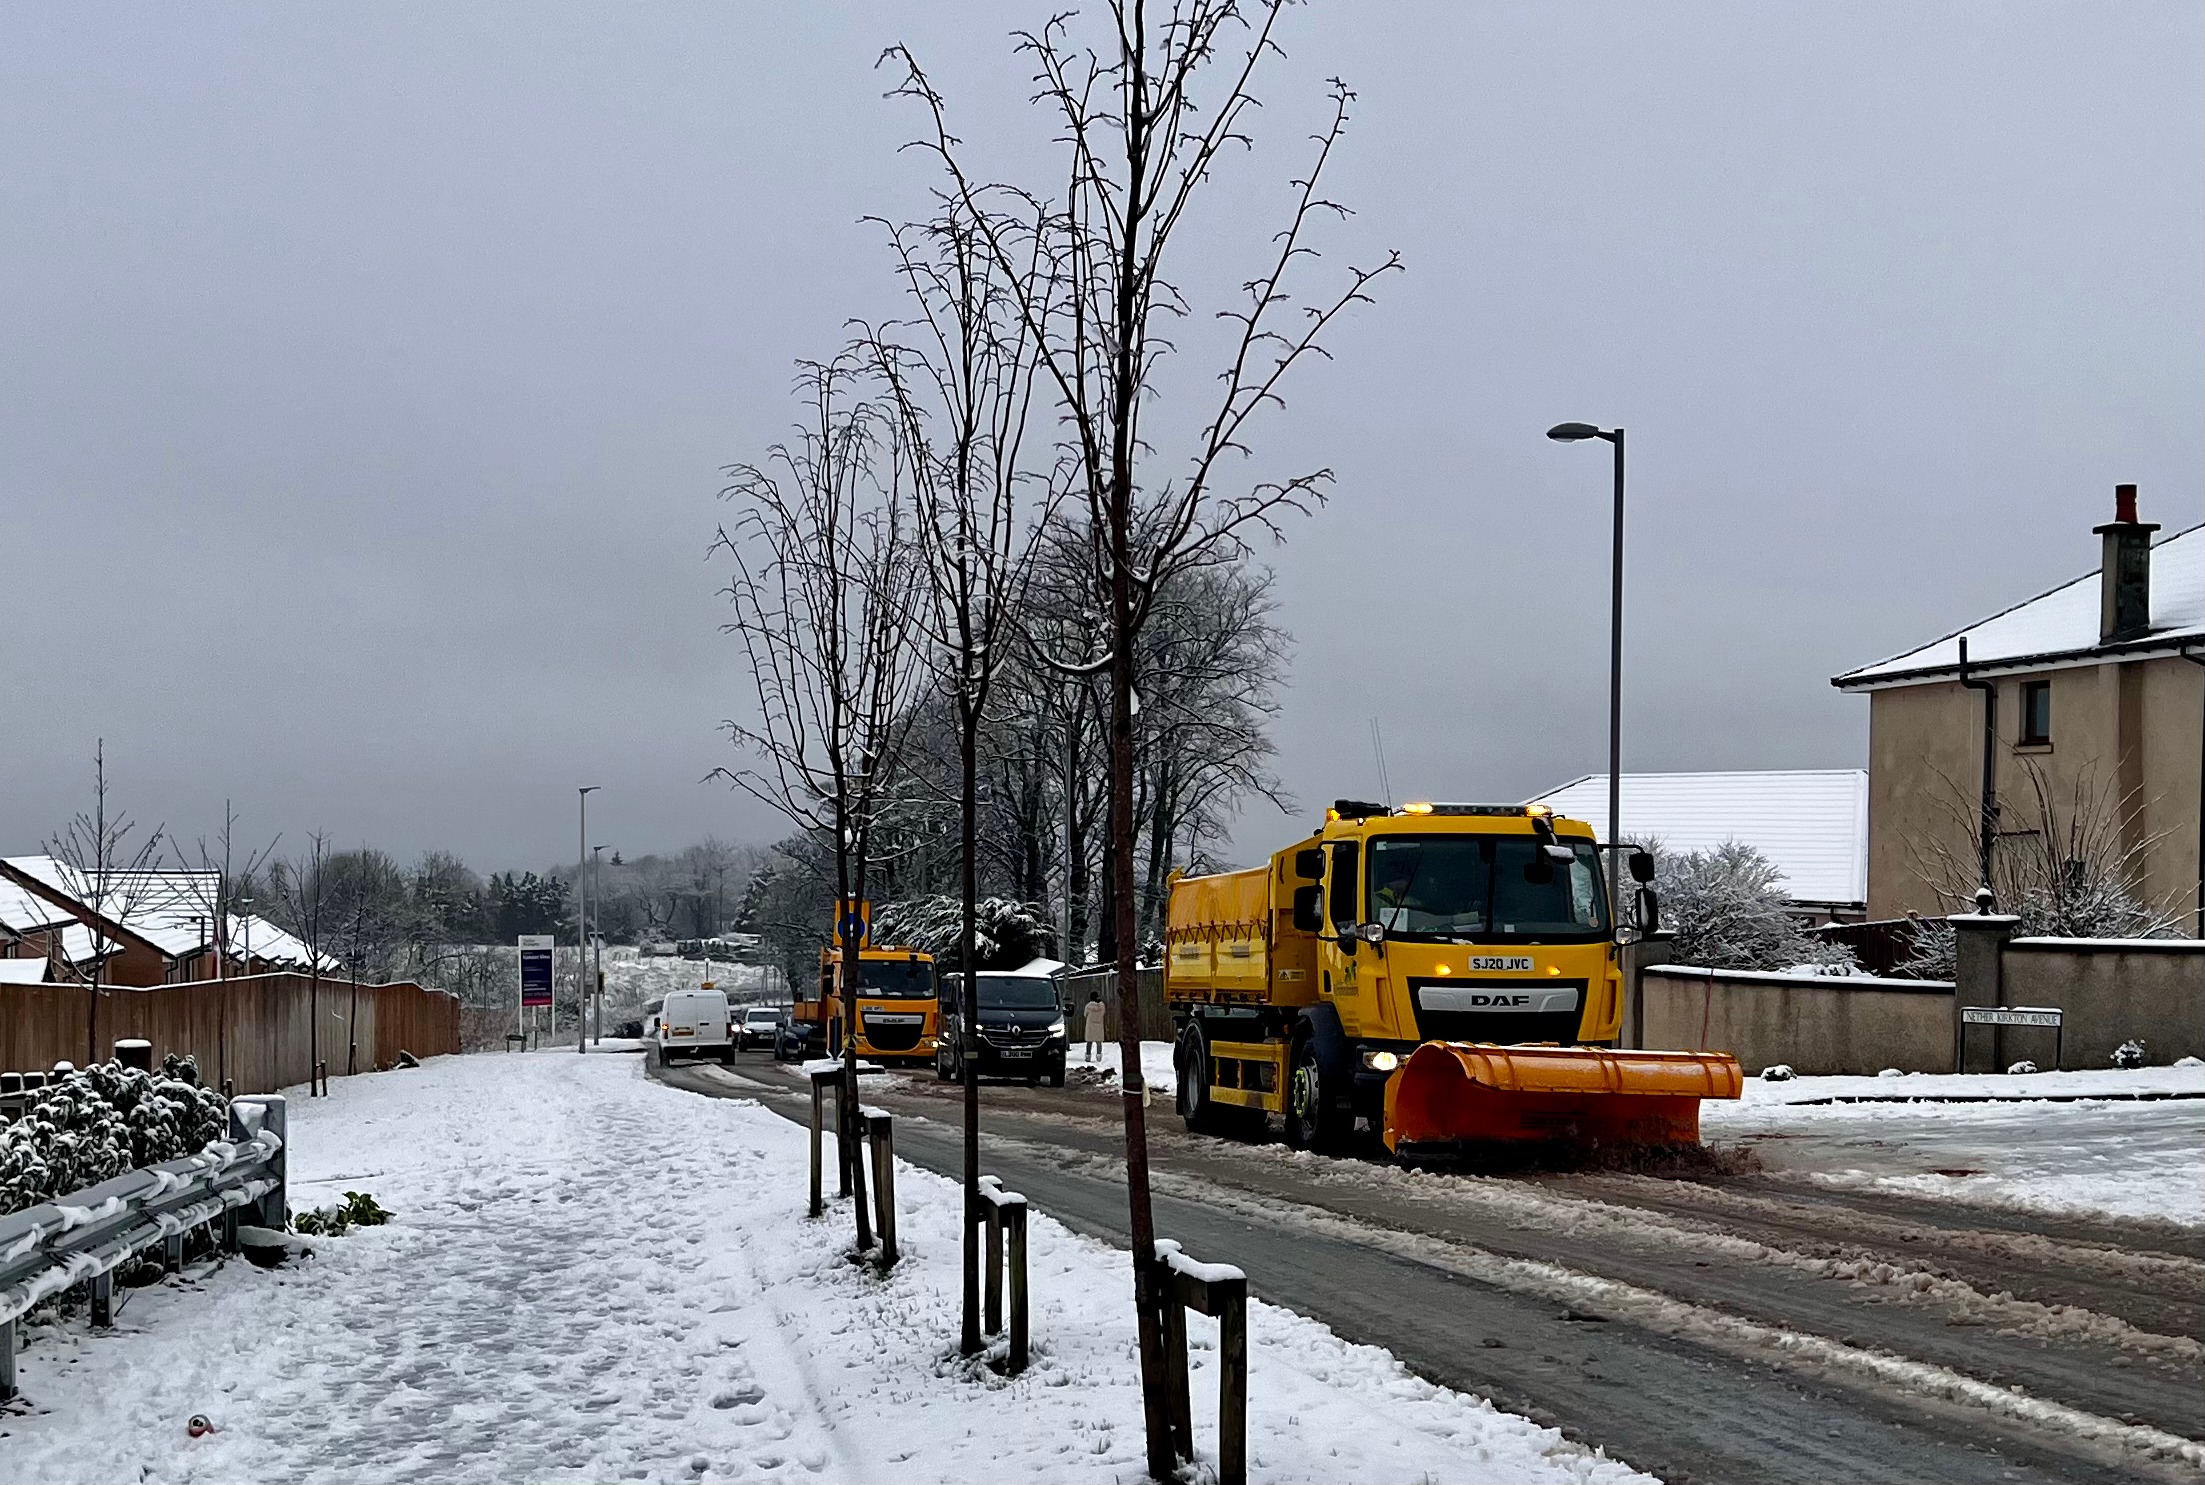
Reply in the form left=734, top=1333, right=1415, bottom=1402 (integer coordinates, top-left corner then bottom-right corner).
left=1164, top=799, right=1742, bottom=1158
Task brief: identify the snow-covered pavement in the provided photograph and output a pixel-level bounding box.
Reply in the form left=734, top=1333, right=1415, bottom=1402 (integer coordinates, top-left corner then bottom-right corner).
left=1704, top=1064, right=2205, bottom=1227
left=1068, top=1040, right=1177, bottom=1095
left=2, top=1051, right=1647, bottom=1484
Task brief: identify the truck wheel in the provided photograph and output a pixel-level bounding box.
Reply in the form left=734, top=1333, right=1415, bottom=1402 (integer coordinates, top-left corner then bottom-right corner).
left=1177, top=1025, right=1251, bottom=1137
left=1286, top=1032, right=1349, bottom=1152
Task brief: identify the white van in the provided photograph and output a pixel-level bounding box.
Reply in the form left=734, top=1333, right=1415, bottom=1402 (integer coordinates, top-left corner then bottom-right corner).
left=657, top=989, right=735, bottom=1067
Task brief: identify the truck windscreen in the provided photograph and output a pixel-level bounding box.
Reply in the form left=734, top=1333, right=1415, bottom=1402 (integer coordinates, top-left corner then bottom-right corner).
left=976, top=976, right=1058, bottom=1010
left=857, top=961, right=935, bottom=998
left=1365, top=834, right=1607, bottom=941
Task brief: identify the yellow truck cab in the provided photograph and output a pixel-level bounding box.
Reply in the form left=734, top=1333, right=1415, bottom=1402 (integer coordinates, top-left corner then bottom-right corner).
left=817, top=946, right=940, bottom=1065
left=1166, top=799, right=1733, bottom=1154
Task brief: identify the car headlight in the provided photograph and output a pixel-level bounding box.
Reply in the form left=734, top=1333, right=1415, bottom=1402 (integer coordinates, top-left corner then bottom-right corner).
left=1046, top=1019, right=1066, bottom=1038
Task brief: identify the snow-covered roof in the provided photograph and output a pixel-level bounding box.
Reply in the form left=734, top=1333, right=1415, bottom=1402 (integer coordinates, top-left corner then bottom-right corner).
left=0, top=875, right=75, bottom=934
left=2, top=856, right=220, bottom=956
left=226, top=914, right=340, bottom=973
left=0, top=957, right=51, bottom=985
left=0, top=858, right=334, bottom=970
left=1527, top=770, right=1869, bottom=905
left=1834, top=524, right=2203, bottom=689
left=58, top=924, right=103, bottom=967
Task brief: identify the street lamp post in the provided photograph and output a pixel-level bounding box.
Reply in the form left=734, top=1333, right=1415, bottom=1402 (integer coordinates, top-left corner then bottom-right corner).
left=577, top=786, right=599, bottom=1053
left=590, top=843, right=608, bottom=1046
left=1546, top=423, right=1627, bottom=923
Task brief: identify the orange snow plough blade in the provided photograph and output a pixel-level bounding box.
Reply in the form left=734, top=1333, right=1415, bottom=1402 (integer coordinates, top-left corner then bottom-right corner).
left=1383, top=1042, right=1744, bottom=1154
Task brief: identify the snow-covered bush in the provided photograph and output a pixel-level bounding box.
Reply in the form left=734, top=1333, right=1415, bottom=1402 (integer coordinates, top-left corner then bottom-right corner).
left=1760, top=1064, right=1795, bottom=1082
left=869, top=896, right=1056, bottom=971
left=0, top=1055, right=229, bottom=1217
left=293, top=1190, right=393, bottom=1236
left=2111, top=1039, right=2147, bottom=1070
left=2006, top=1060, right=2038, bottom=1075
left=1652, top=841, right=1857, bottom=973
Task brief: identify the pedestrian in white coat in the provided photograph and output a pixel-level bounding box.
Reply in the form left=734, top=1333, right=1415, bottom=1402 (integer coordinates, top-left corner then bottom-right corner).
left=1081, top=991, right=1106, bottom=1063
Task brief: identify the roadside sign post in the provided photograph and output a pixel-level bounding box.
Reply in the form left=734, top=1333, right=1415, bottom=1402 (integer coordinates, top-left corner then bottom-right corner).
left=518, top=935, right=555, bottom=1048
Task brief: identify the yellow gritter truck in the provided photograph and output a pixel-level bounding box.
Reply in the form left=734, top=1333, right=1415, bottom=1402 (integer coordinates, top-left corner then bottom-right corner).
left=1164, top=799, right=1742, bottom=1157
left=815, top=944, right=941, bottom=1065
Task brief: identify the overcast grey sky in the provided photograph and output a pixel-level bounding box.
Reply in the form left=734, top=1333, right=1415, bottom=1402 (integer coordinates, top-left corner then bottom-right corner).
left=4, top=2, right=2198, bottom=872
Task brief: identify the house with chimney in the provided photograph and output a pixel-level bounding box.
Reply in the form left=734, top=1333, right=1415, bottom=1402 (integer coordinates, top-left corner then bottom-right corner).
left=1832, top=485, right=2202, bottom=929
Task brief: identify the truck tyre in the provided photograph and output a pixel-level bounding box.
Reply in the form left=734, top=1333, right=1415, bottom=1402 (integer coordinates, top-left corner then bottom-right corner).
left=1178, top=1024, right=1257, bottom=1138
left=1286, top=1031, right=1350, bottom=1152
left=718, top=1047, right=735, bottom=1066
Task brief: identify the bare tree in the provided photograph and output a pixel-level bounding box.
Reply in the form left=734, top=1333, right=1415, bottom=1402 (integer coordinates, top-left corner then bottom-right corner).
left=1902, top=756, right=2184, bottom=975
left=890, top=4, right=1398, bottom=1464
left=270, top=833, right=335, bottom=1090
left=1131, top=557, right=1293, bottom=938
left=170, top=798, right=279, bottom=1089
left=44, top=739, right=168, bottom=1063
left=713, top=356, right=927, bottom=1258
left=861, top=198, right=1059, bottom=1353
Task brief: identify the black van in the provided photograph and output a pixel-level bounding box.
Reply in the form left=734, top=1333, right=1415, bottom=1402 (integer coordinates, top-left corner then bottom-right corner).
left=936, top=970, right=1068, bottom=1087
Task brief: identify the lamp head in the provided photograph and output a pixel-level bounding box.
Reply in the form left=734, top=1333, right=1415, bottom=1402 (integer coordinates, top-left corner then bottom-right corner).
left=1547, top=422, right=1604, bottom=442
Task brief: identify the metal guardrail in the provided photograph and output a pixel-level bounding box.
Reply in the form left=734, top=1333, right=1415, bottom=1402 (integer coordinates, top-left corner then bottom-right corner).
left=1154, top=1237, right=1249, bottom=1485
left=975, top=1175, right=1030, bottom=1374
left=0, top=1095, right=288, bottom=1401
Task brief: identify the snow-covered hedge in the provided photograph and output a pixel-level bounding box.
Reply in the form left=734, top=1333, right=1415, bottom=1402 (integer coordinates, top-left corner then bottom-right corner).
left=0, top=1055, right=230, bottom=1217
left=1653, top=841, right=1858, bottom=973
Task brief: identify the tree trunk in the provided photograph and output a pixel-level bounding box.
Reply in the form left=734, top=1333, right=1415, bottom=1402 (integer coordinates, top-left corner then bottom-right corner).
left=1142, top=751, right=1176, bottom=944
left=1109, top=284, right=1171, bottom=1474
left=1095, top=830, right=1117, bottom=966
left=1066, top=703, right=1088, bottom=959
left=836, top=834, right=873, bottom=1254
left=959, top=701, right=983, bottom=1354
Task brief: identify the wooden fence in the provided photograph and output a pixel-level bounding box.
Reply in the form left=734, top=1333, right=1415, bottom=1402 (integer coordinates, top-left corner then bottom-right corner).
left=0, top=973, right=459, bottom=1094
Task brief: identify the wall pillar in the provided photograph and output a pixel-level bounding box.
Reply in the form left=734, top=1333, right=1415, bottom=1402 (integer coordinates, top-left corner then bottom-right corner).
left=1620, top=932, right=1672, bottom=1049
left=1949, top=911, right=2020, bottom=1071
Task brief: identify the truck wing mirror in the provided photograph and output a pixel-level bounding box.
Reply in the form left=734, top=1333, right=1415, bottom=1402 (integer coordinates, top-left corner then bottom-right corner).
left=1294, top=847, right=1325, bottom=881
left=1628, top=849, right=1656, bottom=884
left=1291, top=884, right=1323, bottom=933
left=1634, top=885, right=1660, bottom=933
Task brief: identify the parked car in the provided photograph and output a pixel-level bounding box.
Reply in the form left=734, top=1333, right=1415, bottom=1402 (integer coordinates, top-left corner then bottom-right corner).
left=736, top=1005, right=787, bottom=1051
left=657, top=989, right=735, bottom=1067
left=937, top=971, right=1067, bottom=1087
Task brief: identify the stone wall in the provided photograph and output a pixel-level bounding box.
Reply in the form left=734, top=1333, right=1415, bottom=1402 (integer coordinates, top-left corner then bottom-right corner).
left=1637, top=965, right=1955, bottom=1075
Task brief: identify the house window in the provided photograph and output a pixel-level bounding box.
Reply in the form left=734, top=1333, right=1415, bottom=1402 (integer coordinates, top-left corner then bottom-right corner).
left=2019, top=679, right=2052, bottom=746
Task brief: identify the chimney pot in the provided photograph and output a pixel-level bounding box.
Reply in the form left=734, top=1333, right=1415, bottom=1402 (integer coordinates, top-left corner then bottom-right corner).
left=2093, top=483, right=2159, bottom=643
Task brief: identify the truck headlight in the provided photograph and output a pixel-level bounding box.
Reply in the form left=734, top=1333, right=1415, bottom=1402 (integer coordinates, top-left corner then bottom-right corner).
left=1361, top=1050, right=1400, bottom=1072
